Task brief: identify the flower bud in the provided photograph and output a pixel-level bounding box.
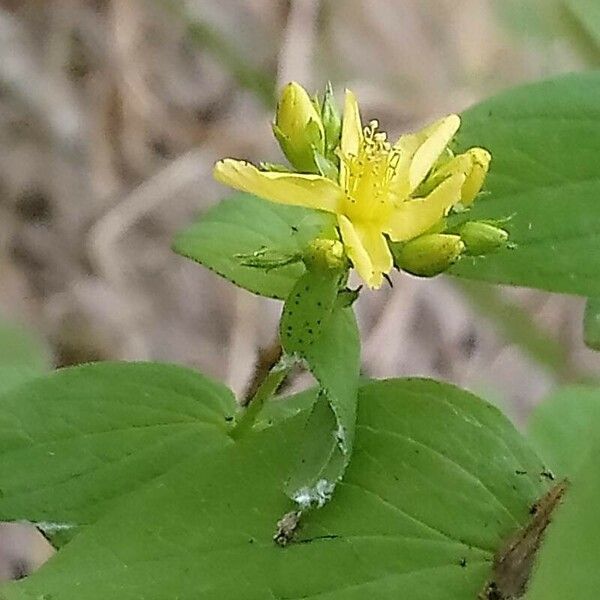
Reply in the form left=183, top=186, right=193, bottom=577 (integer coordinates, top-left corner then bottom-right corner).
left=273, top=82, right=325, bottom=173
left=304, top=238, right=346, bottom=271
left=393, top=234, right=464, bottom=277
left=459, top=221, right=509, bottom=256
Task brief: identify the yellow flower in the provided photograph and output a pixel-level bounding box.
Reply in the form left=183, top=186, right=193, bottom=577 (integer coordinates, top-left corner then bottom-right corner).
left=214, top=85, right=491, bottom=288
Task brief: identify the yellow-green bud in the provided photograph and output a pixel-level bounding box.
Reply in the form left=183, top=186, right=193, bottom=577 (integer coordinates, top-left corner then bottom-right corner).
left=459, top=221, right=509, bottom=256
left=304, top=238, right=346, bottom=271
left=394, top=234, right=465, bottom=277
left=273, top=82, right=325, bottom=173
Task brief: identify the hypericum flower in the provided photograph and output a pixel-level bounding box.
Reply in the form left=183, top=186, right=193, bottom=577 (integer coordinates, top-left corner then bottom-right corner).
left=214, top=83, right=492, bottom=288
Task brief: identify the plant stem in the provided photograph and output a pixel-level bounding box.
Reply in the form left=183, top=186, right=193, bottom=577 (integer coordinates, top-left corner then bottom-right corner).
left=230, top=360, right=292, bottom=440
left=455, top=279, right=588, bottom=383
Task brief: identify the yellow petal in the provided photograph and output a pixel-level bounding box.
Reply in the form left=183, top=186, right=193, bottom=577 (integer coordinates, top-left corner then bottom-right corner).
left=408, top=115, right=461, bottom=191
left=434, top=152, right=473, bottom=180
left=214, top=159, right=343, bottom=213
left=357, top=225, right=393, bottom=286
left=341, top=90, right=362, bottom=158
left=410, top=152, right=471, bottom=198
left=338, top=215, right=392, bottom=289
left=460, top=148, right=491, bottom=206
left=385, top=173, right=465, bottom=242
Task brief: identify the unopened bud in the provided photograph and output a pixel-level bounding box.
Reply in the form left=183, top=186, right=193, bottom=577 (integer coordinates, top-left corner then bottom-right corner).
left=273, top=82, right=325, bottom=173
left=304, top=238, right=346, bottom=271
left=394, top=234, right=464, bottom=277
left=459, top=221, right=509, bottom=256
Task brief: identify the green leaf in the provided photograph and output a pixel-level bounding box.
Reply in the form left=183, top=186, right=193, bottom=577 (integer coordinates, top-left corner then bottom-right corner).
left=525, top=444, right=600, bottom=600
left=283, top=306, right=360, bottom=506
left=0, top=379, right=550, bottom=599
left=173, top=193, right=335, bottom=299
left=279, top=269, right=342, bottom=353
left=583, top=296, right=600, bottom=350
left=525, top=385, right=600, bottom=598
left=0, top=319, right=50, bottom=394
left=0, top=361, right=235, bottom=543
left=452, top=71, right=600, bottom=296
left=528, top=385, right=600, bottom=478
left=256, top=387, right=318, bottom=430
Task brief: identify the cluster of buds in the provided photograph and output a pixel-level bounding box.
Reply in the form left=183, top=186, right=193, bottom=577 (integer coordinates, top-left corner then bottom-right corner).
left=216, top=81, right=511, bottom=288
left=392, top=219, right=510, bottom=278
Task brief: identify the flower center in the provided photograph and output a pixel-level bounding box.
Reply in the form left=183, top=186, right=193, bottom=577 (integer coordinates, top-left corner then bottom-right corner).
left=340, top=120, right=401, bottom=225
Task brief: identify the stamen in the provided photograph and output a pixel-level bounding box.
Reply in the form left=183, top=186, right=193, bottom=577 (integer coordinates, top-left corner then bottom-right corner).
left=341, top=119, right=404, bottom=216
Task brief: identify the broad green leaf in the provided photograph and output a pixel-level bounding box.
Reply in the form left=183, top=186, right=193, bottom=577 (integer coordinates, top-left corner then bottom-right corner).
left=0, top=361, right=235, bottom=543
left=0, top=319, right=50, bottom=394
left=526, top=443, right=600, bottom=599
left=583, top=296, right=600, bottom=350
left=173, top=192, right=335, bottom=299
left=526, top=386, right=600, bottom=598
left=452, top=71, right=600, bottom=297
left=1, top=379, right=550, bottom=600
left=528, top=385, right=600, bottom=478
left=284, top=307, right=360, bottom=505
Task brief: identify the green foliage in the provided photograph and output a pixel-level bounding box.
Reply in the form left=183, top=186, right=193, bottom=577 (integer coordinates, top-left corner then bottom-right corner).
left=255, top=387, right=318, bottom=430
left=279, top=268, right=343, bottom=353
left=284, top=306, right=360, bottom=503
left=526, top=385, right=600, bottom=599
left=528, top=385, right=600, bottom=479
left=173, top=193, right=335, bottom=299
left=0, top=361, right=235, bottom=545
left=453, top=71, right=600, bottom=296
left=525, top=444, right=600, bottom=599
left=0, top=379, right=549, bottom=599
left=3, top=67, right=599, bottom=599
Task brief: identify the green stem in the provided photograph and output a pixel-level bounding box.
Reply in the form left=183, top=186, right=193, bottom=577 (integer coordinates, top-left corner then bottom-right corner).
left=230, top=360, right=292, bottom=440
left=455, top=279, right=588, bottom=383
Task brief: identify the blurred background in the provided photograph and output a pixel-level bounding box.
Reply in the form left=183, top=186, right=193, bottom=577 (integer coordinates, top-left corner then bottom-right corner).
left=0, top=0, right=600, bottom=579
